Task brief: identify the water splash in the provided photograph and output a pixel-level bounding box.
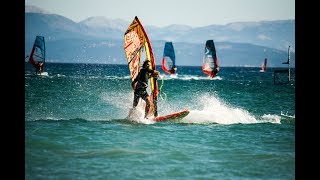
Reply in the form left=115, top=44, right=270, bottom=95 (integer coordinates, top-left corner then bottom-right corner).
left=159, top=74, right=222, bottom=81
left=182, top=94, right=279, bottom=124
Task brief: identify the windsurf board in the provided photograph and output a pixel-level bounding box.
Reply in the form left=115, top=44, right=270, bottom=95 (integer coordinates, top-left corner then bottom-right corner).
left=153, top=109, right=190, bottom=121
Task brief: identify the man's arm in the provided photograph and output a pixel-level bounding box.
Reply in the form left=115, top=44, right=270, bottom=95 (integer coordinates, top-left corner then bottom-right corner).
left=151, top=70, right=160, bottom=78
left=132, top=78, right=137, bottom=89
left=153, top=70, right=160, bottom=75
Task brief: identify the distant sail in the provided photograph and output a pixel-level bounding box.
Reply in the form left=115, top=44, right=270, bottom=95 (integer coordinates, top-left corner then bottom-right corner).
left=28, top=36, right=45, bottom=74
left=161, top=42, right=176, bottom=75
left=202, top=40, right=219, bottom=78
left=124, top=16, right=158, bottom=117
left=260, top=58, right=267, bottom=72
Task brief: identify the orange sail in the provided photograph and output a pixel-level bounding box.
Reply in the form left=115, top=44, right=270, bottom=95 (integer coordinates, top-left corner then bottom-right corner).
left=124, top=16, right=158, bottom=117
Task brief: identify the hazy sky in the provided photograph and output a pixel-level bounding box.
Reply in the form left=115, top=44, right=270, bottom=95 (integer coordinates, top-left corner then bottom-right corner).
left=25, top=0, right=295, bottom=27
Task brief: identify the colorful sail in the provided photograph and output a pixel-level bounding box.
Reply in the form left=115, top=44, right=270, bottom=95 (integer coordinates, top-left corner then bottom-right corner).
left=161, top=42, right=176, bottom=75
left=28, top=36, right=45, bottom=74
left=260, top=58, right=267, bottom=72
left=124, top=16, right=158, bottom=117
left=202, top=40, right=219, bottom=78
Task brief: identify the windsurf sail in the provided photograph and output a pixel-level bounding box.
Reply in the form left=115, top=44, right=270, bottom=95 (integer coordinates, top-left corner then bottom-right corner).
left=28, top=36, right=45, bottom=74
left=124, top=16, right=158, bottom=117
left=202, top=40, right=219, bottom=78
left=161, top=42, right=176, bottom=75
left=260, top=58, right=267, bottom=72
left=273, top=45, right=291, bottom=84
left=282, top=45, right=290, bottom=64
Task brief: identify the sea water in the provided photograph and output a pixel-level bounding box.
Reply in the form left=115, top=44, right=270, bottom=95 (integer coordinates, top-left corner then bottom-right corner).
left=25, top=63, right=295, bottom=179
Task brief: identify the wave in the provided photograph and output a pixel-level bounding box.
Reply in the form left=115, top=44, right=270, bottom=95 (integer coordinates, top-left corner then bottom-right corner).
left=25, top=73, right=132, bottom=80
left=25, top=81, right=293, bottom=125
left=159, top=74, right=222, bottom=81
left=176, top=94, right=289, bottom=125
left=25, top=72, right=223, bottom=81
left=25, top=71, right=49, bottom=77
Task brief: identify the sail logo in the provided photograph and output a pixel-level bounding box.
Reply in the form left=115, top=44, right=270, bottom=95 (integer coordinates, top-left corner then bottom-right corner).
left=130, top=55, right=140, bottom=79
left=124, top=31, right=141, bottom=55
left=205, top=47, right=210, bottom=55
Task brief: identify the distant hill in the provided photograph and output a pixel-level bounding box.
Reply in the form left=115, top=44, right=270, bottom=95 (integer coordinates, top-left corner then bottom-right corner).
left=25, top=5, right=295, bottom=67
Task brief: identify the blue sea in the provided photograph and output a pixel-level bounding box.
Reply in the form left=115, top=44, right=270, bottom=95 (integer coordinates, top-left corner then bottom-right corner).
left=25, top=62, right=295, bottom=179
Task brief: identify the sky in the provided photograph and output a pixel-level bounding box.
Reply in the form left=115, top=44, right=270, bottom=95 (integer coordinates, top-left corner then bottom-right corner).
left=25, top=0, right=295, bottom=27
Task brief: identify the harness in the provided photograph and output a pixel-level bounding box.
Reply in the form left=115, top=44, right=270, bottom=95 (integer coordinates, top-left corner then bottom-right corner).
left=135, top=80, right=148, bottom=89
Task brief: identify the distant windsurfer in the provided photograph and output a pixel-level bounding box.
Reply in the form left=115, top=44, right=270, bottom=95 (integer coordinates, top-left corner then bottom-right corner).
left=36, top=62, right=44, bottom=75
left=169, top=65, right=177, bottom=74
left=131, top=60, right=160, bottom=119
left=210, top=66, right=219, bottom=78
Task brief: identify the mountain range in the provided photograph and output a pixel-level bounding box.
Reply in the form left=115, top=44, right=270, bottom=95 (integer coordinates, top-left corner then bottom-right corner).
left=25, top=5, right=295, bottom=67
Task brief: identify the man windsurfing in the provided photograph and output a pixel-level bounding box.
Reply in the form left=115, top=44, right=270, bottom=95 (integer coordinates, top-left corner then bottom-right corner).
left=131, top=60, right=160, bottom=119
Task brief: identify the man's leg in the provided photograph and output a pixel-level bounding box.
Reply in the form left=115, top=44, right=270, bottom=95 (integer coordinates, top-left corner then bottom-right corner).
left=144, top=98, right=150, bottom=118
left=141, top=91, right=150, bottom=118
left=133, top=91, right=139, bottom=108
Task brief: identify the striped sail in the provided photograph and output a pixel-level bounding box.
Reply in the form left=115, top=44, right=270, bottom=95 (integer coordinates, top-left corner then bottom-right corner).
left=124, top=16, right=158, bottom=117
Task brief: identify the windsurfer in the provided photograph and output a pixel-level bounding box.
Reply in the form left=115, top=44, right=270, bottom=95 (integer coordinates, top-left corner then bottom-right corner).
left=131, top=60, right=160, bottom=119
left=210, top=66, right=219, bottom=77
left=36, top=62, right=44, bottom=75
left=169, top=65, right=177, bottom=74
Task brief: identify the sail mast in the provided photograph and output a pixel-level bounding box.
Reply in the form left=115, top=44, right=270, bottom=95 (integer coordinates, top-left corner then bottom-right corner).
left=288, top=46, right=290, bottom=81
